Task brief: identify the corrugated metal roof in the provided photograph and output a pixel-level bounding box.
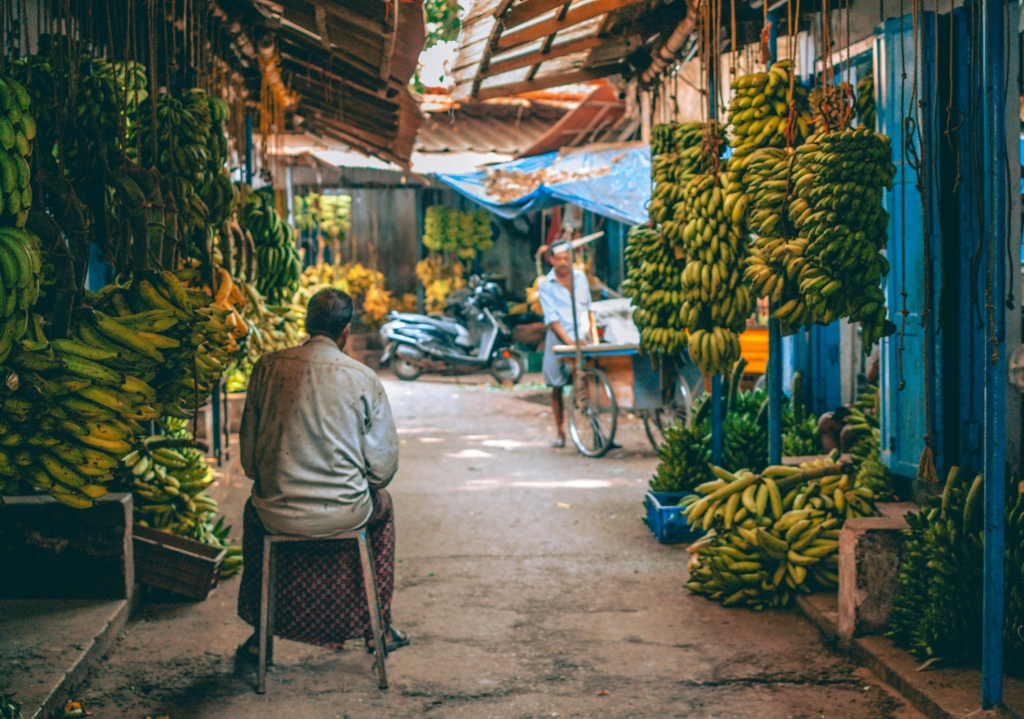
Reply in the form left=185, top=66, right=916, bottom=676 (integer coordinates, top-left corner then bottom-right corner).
left=415, top=101, right=567, bottom=154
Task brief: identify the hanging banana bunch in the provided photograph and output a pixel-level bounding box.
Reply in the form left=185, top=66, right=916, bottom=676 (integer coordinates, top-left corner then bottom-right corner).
left=856, top=74, right=877, bottom=130
left=649, top=122, right=719, bottom=254
left=677, top=122, right=753, bottom=375
left=622, top=226, right=686, bottom=355
left=789, top=128, right=896, bottom=348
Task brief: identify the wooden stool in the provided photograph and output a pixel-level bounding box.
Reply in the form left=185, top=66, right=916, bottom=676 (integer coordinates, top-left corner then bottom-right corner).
left=257, top=528, right=388, bottom=693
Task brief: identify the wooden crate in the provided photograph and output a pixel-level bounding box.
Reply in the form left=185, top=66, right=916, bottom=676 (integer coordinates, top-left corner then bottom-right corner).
left=133, top=525, right=227, bottom=600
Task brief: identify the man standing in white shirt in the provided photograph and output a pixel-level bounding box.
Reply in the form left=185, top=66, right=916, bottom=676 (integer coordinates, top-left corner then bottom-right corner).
left=538, top=239, right=591, bottom=448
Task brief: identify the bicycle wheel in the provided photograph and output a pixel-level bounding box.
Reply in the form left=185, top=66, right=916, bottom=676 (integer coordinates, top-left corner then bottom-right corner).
left=643, top=380, right=691, bottom=452
left=568, top=368, right=618, bottom=457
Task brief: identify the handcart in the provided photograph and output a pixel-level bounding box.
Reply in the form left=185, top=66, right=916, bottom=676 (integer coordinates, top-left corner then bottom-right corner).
left=552, top=343, right=694, bottom=456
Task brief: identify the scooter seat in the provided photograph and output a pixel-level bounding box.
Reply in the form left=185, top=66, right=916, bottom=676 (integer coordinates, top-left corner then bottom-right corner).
left=390, top=312, right=462, bottom=337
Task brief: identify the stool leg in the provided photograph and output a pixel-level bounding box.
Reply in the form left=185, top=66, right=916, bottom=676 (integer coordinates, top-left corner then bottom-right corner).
left=357, top=530, right=388, bottom=690
left=258, top=538, right=272, bottom=694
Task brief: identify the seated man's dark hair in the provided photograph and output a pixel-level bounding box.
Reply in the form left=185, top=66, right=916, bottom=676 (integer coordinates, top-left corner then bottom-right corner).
left=305, top=288, right=354, bottom=339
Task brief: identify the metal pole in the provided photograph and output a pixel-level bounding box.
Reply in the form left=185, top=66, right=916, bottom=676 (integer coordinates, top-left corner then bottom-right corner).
left=245, top=114, right=254, bottom=185
left=212, top=380, right=221, bottom=465
left=285, top=163, right=294, bottom=227
left=708, top=27, right=724, bottom=467
left=765, top=11, right=782, bottom=467
left=980, top=0, right=1006, bottom=704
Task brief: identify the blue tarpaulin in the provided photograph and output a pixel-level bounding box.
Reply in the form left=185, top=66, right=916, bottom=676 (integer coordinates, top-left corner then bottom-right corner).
left=434, top=143, right=651, bottom=227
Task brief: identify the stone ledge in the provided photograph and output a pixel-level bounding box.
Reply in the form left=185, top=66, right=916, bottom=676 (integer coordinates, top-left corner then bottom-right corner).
left=797, top=593, right=1024, bottom=719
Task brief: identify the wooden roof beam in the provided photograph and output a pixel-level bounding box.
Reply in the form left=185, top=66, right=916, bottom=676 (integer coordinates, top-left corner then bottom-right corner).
left=474, top=63, right=628, bottom=100
left=496, top=0, right=645, bottom=52
left=380, top=0, right=400, bottom=81
left=482, top=35, right=605, bottom=77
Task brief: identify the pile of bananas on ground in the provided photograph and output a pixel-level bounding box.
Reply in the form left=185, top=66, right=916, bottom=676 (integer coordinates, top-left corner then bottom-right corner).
left=244, top=186, right=301, bottom=303
left=887, top=469, right=996, bottom=665
left=203, top=96, right=237, bottom=229
left=648, top=420, right=712, bottom=493
left=0, top=74, right=35, bottom=228
left=790, top=129, right=896, bottom=348
left=679, top=169, right=754, bottom=374
left=128, top=428, right=241, bottom=577
left=649, top=122, right=721, bottom=253
left=856, top=74, right=876, bottom=130
left=683, top=453, right=877, bottom=609
left=140, top=89, right=212, bottom=236
left=623, top=226, right=687, bottom=355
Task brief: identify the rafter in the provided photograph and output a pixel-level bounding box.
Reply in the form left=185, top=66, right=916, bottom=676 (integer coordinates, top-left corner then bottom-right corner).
left=496, top=0, right=645, bottom=52
left=483, top=36, right=606, bottom=77
left=474, top=63, right=629, bottom=101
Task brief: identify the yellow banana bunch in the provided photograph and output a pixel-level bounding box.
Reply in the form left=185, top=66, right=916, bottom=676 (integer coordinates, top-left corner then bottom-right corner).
left=130, top=424, right=241, bottom=577
left=678, top=170, right=753, bottom=375
left=682, top=451, right=876, bottom=609
left=725, top=60, right=812, bottom=171
left=0, top=310, right=152, bottom=507
left=622, top=226, right=686, bottom=355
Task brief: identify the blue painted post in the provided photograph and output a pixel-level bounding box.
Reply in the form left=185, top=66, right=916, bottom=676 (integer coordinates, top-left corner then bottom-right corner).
left=765, top=11, right=782, bottom=466
left=980, top=0, right=1006, bottom=705
left=708, top=33, right=724, bottom=466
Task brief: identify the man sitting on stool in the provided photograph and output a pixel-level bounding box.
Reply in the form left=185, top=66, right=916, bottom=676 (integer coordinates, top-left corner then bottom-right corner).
left=236, top=288, right=409, bottom=660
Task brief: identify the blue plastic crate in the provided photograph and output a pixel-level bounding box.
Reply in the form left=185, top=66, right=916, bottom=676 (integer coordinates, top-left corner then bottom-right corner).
left=645, top=491, right=703, bottom=544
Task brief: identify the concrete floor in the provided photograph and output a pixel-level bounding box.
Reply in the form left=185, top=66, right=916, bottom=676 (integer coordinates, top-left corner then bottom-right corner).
left=76, top=374, right=925, bottom=718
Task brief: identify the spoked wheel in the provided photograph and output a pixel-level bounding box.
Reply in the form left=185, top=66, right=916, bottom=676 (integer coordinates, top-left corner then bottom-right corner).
left=568, top=368, right=618, bottom=458
left=643, top=381, right=691, bottom=452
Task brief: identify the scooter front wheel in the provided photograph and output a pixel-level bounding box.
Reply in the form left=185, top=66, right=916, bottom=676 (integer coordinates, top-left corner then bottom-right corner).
left=490, top=351, right=524, bottom=385
left=392, top=356, right=422, bottom=381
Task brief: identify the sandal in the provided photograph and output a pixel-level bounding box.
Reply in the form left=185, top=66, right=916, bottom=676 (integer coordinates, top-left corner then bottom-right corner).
left=365, top=627, right=411, bottom=654
left=236, top=633, right=272, bottom=666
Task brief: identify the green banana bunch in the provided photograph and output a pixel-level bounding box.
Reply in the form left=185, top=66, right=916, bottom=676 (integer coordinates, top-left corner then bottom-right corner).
left=0, top=683, right=19, bottom=719
left=0, top=74, right=35, bottom=229
left=622, top=226, right=687, bottom=355
left=203, top=96, right=237, bottom=229
left=649, top=122, right=721, bottom=253
left=679, top=169, right=753, bottom=375
left=12, top=54, right=146, bottom=199
left=741, top=146, right=811, bottom=332
left=889, top=472, right=1024, bottom=669
left=140, top=89, right=212, bottom=236
left=129, top=425, right=242, bottom=577
left=856, top=74, right=876, bottom=130
left=0, top=228, right=43, bottom=363
left=243, top=186, right=301, bottom=303
left=649, top=420, right=712, bottom=493
left=726, top=61, right=812, bottom=169
left=683, top=453, right=875, bottom=609
left=789, top=129, right=897, bottom=349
